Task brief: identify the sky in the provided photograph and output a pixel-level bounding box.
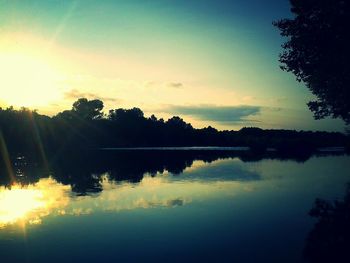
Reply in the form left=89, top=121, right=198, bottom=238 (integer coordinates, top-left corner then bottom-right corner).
left=0, top=0, right=346, bottom=131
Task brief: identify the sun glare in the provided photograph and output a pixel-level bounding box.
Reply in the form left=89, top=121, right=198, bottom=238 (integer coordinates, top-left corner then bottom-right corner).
left=0, top=188, right=46, bottom=227
left=0, top=53, right=64, bottom=108
left=0, top=178, right=70, bottom=228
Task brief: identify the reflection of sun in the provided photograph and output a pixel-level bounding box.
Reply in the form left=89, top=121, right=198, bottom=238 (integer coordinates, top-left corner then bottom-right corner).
left=0, top=178, right=70, bottom=228
left=0, top=52, right=63, bottom=107
left=0, top=188, right=46, bottom=227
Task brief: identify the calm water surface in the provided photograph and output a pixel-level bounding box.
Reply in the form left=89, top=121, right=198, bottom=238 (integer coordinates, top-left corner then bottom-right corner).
left=0, top=152, right=349, bottom=262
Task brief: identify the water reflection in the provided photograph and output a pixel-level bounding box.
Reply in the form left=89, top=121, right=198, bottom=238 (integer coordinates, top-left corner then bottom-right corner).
left=0, top=173, right=251, bottom=229
left=0, top=151, right=349, bottom=263
left=1, top=149, right=345, bottom=195
left=0, top=150, right=348, bottom=230
left=0, top=178, right=70, bottom=228
left=304, top=183, right=350, bottom=263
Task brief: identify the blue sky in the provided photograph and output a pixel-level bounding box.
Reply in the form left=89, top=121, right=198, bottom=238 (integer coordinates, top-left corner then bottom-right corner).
left=0, top=0, right=345, bottom=131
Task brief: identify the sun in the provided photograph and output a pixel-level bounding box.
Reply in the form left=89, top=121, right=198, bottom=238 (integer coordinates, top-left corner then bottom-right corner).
left=0, top=52, right=64, bottom=108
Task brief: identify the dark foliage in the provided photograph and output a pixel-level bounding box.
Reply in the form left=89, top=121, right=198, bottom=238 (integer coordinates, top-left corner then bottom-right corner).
left=0, top=98, right=348, bottom=162
left=1, top=147, right=346, bottom=195
left=304, top=183, right=350, bottom=262
left=274, top=0, right=350, bottom=123
left=0, top=98, right=349, bottom=194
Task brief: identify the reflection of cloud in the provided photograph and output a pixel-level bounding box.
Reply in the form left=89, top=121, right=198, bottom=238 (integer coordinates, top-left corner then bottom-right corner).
left=0, top=161, right=258, bottom=230
left=166, top=198, right=184, bottom=207
left=0, top=178, right=70, bottom=228
left=64, top=88, right=120, bottom=103
left=0, top=176, right=194, bottom=229
left=71, top=208, right=93, bottom=215
left=163, top=105, right=261, bottom=123
left=97, top=176, right=192, bottom=211
left=172, top=159, right=261, bottom=182
left=133, top=197, right=186, bottom=209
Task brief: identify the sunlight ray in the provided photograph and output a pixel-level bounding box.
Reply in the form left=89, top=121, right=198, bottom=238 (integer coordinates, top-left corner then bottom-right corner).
left=27, top=111, right=49, bottom=172
left=0, top=131, right=15, bottom=184
left=46, top=0, right=79, bottom=52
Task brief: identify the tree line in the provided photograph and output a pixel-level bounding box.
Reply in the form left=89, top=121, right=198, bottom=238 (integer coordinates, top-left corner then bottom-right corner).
left=0, top=98, right=349, bottom=162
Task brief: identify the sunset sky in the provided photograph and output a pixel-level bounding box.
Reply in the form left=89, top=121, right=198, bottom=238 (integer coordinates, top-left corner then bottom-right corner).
left=0, top=0, right=345, bottom=131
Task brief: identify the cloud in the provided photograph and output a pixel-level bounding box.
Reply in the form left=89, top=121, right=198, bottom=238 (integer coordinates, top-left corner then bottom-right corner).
left=145, top=81, right=184, bottom=89
left=64, top=89, right=120, bottom=103
left=167, top=82, right=183, bottom=89
left=163, top=105, right=261, bottom=123
left=242, top=96, right=256, bottom=102
left=274, top=97, right=288, bottom=103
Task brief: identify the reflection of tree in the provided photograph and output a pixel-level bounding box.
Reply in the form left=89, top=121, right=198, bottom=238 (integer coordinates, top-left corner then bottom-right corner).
left=304, top=184, right=350, bottom=263
left=50, top=150, right=224, bottom=191
left=0, top=156, right=49, bottom=188
left=0, top=149, right=345, bottom=195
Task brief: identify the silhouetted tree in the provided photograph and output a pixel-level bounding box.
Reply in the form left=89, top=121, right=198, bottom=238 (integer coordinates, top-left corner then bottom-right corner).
left=274, top=0, right=350, bottom=123
left=72, top=98, right=104, bottom=120
left=108, top=107, right=144, bottom=122
left=0, top=98, right=349, bottom=157
left=166, top=116, right=192, bottom=130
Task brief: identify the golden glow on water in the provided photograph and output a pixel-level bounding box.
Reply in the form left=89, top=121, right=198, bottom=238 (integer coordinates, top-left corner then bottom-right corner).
left=0, top=172, right=245, bottom=230
left=0, top=178, right=70, bottom=228
left=0, top=188, right=45, bottom=226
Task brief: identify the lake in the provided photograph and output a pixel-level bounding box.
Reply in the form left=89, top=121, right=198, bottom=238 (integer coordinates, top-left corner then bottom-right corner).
left=0, top=150, right=349, bottom=263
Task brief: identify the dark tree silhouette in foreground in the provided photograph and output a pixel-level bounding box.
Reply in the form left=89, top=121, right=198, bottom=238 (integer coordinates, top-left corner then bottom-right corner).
left=274, top=0, right=350, bottom=124
left=304, top=183, right=350, bottom=262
